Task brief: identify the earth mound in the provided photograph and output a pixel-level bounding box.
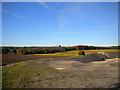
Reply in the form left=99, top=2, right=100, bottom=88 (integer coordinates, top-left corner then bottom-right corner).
left=74, top=53, right=108, bottom=63
left=104, top=52, right=119, bottom=58
left=70, top=51, right=119, bottom=63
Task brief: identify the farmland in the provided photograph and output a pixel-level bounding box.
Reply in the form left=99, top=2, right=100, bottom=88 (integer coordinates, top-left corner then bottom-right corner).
left=2, top=49, right=119, bottom=88
left=2, top=54, right=69, bottom=65
left=34, top=49, right=118, bottom=56
left=2, top=49, right=118, bottom=65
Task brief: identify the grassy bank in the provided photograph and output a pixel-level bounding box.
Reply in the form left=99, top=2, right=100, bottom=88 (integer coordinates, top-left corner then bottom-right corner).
left=2, top=60, right=57, bottom=88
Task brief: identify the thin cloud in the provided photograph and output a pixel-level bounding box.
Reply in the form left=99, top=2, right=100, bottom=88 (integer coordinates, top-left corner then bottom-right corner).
left=57, top=3, right=87, bottom=30
left=36, top=0, right=50, bottom=10
left=2, top=9, right=32, bottom=22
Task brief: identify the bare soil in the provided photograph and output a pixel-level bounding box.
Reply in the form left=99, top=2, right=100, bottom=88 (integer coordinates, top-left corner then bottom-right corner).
left=2, top=54, right=69, bottom=65
left=27, top=58, right=119, bottom=88
left=26, top=52, right=119, bottom=88
left=2, top=52, right=119, bottom=88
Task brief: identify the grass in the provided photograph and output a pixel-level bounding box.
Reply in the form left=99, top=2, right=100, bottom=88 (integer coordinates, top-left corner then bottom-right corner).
left=34, top=49, right=119, bottom=56
left=2, top=60, right=57, bottom=88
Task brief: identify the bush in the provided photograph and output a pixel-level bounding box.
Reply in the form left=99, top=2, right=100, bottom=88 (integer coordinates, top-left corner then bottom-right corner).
left=2, top=48, right=10, bottom=54
left=9, top=49, right=17, bottom=54
left=17, top=48, right=28, bottom=55
left=78, top=50, right=85, bottom=56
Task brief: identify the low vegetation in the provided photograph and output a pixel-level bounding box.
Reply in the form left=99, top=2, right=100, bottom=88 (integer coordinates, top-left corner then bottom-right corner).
left=78, top=50, right=85, bottom=56
left=2, top=61, right=57, bottom=88
left=34, top=49, right=119, bottom=56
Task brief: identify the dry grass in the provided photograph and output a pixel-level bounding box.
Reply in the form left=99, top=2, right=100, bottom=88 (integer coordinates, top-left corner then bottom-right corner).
left=34, top=49, right=119, bottom=56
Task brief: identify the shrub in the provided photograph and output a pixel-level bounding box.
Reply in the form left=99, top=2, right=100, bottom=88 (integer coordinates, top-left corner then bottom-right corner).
left=17, top=48, right=28, bottom=55
left=78, top=50, right=85, bottom=56
left=2, top=48, right=10, bottom=54
left=9, top=49, right=17, bottom=54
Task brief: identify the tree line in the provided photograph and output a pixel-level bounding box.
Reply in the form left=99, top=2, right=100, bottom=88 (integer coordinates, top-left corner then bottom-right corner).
left=1, top=45, right=120, bottom=55
left=2, top=46, right=75, bottom=55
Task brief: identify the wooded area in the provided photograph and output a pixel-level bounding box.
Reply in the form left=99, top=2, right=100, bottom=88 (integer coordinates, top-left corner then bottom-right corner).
left=1, top=45, right=119, bottom=55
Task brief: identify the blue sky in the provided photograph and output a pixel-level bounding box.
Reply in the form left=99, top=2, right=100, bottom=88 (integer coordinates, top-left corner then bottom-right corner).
left=2, top=2, right=118, bottom=46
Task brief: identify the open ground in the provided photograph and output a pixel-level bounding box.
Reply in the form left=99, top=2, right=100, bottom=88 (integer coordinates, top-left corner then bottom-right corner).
left=2, top=49, right=119, bottom=88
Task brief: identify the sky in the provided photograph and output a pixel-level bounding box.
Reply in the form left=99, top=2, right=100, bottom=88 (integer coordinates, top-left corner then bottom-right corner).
left=2, top=2, right=118, bottom=46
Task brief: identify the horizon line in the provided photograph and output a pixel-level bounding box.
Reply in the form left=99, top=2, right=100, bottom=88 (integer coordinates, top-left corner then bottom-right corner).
left=1, top=45, right=119, bottom=47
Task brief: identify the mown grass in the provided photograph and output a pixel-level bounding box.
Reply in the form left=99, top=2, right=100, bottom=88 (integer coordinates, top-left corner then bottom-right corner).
left=2, top=60, right=57, bottom=88
left=34, top=49, right=119, bottom=56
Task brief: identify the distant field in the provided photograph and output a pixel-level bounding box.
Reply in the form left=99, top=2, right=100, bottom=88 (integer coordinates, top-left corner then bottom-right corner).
left=34, top=49, right=119, bottom=56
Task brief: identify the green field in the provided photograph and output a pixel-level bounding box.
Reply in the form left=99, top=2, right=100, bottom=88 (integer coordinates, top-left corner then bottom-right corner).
left=34, top=49, right=119, bottom=56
